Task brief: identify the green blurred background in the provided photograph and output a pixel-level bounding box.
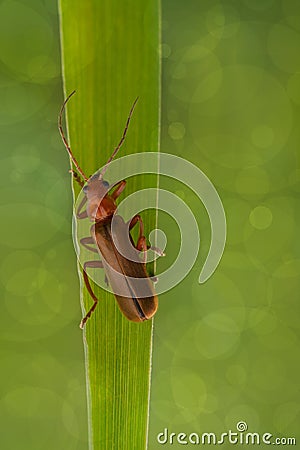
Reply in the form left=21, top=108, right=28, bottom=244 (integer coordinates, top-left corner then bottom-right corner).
left=0, top=0, right=299, bottom=449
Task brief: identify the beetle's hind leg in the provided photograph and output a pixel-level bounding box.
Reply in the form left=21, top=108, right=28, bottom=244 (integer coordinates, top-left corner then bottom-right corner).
left=128, top=215, right=147, bottom=263
left=80, top=260, right=104, bottom=329
left=128, top=215, right=166, bottom=263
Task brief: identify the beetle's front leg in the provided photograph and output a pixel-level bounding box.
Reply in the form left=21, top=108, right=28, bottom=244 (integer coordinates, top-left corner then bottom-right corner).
left=111, top=180, right=126, bottom=200
left=76, top=196, right=88, bottom=219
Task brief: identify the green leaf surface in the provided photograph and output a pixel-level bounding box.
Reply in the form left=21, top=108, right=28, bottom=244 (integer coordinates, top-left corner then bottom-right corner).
left=58, top=1, right=160, bottom=449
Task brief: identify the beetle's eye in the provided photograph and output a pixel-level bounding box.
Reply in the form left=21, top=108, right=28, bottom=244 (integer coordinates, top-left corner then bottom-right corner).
left=102, top=181, right=109, bottom=188
left=83, top=185, right=89, bottom=193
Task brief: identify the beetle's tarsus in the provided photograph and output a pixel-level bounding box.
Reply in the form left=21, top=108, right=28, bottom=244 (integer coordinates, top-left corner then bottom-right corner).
left=80, top=267, right=100, bottom=328
left=79, top=300, right=98, bottom=329
left=148, top=246, right=166, bottom=257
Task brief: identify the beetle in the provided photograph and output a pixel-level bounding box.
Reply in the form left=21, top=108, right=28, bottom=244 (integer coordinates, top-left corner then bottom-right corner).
left=58, top=91, right=161, bottom=328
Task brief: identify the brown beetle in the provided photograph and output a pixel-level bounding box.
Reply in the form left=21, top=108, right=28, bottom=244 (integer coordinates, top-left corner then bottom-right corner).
left=59, top=92, right=160, bottom=328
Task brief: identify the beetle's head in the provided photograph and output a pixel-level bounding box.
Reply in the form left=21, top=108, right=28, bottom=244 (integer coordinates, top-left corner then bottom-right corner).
left=83, top=174, right=116, bottom=221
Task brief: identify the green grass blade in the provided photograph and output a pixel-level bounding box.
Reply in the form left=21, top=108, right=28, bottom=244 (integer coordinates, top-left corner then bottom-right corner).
left=58, top=1, right=161, bottom=449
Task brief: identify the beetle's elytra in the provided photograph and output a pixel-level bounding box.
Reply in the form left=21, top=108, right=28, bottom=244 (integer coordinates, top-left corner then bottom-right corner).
left=58, top=92, right=160, bottom=328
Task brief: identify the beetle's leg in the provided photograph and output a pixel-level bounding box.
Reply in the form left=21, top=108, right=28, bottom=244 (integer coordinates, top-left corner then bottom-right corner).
left=128, top=215, right=146, bottom=262
left=82, top=254, right=108, bottom=286
left=136, top=236, right=148, bottom=264
left=111, top=180, right=126, bottom=200
left=84, top=260, right=104, bottom=270
left=80, top=260, right=104, bottom=328
left=80, top=271, right=98, bottom=329
left=80, top=236, right=98, bottom=253
left=147, top=245, right=165, bottom=257
left=76, top=196, right=88, bottom=219
left=129, top=214, right=144, bottom=234
left=83, top=257, right=109, bottom=284
left=129, top=215, right=166, bottom=260
left=70, top=169, right=85, bottom=188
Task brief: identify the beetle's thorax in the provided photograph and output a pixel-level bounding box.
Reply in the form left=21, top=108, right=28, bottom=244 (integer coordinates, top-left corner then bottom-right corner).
left=87, top=194, right=116, bottom=222
left=84, top=177, right=116, bottom=222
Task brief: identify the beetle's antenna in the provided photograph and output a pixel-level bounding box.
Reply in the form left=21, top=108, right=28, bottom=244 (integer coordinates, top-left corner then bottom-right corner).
left=58, top=90, right=88, bottom=182
left=99, top=97, right=139, bottom=179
